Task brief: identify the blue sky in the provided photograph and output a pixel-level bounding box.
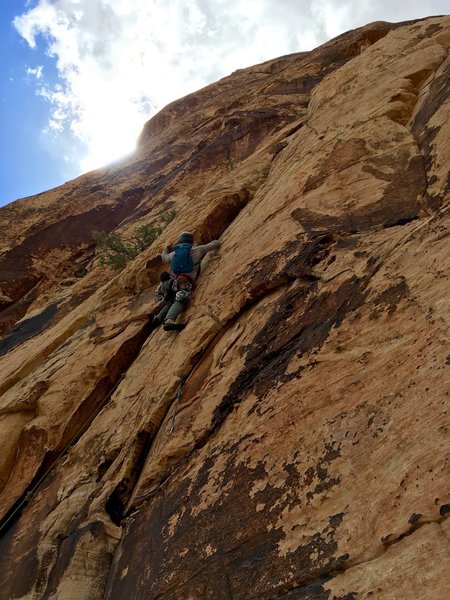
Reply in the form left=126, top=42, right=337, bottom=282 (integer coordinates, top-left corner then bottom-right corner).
left=1, top=1, right=448, bottom=208
left=0, top=1, right=83, bottom=206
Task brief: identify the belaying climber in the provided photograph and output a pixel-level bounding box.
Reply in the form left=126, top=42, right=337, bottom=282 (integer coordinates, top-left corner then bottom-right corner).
left=157, top=231, right=220, bottom=331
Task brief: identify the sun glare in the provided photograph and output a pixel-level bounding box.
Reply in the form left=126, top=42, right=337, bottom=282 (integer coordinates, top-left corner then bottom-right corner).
left=77, top=98, right=151, bottom=172
left=79, top=127, right=138, bottom=172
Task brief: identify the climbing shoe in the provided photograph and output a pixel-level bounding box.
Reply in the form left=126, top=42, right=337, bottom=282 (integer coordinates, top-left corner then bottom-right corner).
left=163, top=321, right=186, bottom=332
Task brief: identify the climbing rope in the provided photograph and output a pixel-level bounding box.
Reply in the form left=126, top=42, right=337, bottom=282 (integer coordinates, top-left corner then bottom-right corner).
left=0, top=373, right=126, bottom=536
left=166, top=375, right=187, bottom=436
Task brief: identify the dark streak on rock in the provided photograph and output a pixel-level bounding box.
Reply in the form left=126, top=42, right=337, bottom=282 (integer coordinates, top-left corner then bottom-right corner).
left=294, top=142, right=424, bottom=234
left=269, top=74, right=326, bottom=95
left=370, top=280, right=409, bottom=319
left=426, top=23, right=443, bottom=35
left=105, top=453, right=349, bottom=599
left=235, top=234, right=333, bottom=322
left=0, top=301, right=58, bottom=357
left=412, top=62, right=450, bottom=140
left=411, top=58, right=450, bottom=211
left=304, top=138, right=367, bottom=194
left=0, top=474, right=58, bottom=599
left=196, top=108, right=295, bottom=169
left=0, top=195, right=142, bottom=334
left=210, top=274, right=364, bottom=435
left=382, top=215, right=419, bottom=228
left=292, top=209, right=358, bottom=235
left=40, top=522, right=114, bottom=600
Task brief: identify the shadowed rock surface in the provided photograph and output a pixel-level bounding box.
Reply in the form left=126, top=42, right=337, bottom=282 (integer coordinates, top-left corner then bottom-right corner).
left=0, top=17, right=449, bottom=600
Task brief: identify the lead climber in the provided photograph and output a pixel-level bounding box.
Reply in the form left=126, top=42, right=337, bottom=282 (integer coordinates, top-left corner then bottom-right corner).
left=158, top=231, right=221, bottom=331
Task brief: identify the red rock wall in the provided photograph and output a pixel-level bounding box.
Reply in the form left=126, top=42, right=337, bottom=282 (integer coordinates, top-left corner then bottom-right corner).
left=0, top=17, right=449, bottom=600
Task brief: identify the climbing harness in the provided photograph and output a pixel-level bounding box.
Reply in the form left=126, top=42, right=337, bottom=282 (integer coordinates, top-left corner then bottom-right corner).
left=167, top=375, right=187, bottom=436
left=173, top=274, right=194, bottom=303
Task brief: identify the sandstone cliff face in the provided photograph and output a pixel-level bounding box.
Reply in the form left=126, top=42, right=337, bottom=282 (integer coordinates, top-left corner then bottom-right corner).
left=0, top=17, right=449, bottom=600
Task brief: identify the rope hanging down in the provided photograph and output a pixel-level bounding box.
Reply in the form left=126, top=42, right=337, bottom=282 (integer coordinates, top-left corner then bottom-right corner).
left=164, top=271, right=355, bottom=438
left=167, top=375, right=187, bottom=436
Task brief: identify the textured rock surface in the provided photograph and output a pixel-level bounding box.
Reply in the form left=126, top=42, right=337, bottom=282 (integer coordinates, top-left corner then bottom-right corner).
left=0, top=17, right=449, bottom=600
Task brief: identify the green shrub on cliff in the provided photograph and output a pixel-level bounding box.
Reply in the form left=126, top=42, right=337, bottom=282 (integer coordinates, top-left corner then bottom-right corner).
left=159, top=209, right=177, bottom=226
left=92, top=210, right=176, bottom=271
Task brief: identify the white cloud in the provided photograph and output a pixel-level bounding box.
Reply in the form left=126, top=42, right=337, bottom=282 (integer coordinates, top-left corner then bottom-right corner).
left=13, top=0, right=449, bottom=174
left=26, top=65, right=44, bottom=79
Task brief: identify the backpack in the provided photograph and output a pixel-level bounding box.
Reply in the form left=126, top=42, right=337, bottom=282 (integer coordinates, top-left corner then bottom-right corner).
left=172, top=242, right=194, bottom=274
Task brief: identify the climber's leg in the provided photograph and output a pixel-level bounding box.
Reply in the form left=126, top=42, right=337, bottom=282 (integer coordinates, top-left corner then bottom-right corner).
left=163, top=301, right=187, bottom=331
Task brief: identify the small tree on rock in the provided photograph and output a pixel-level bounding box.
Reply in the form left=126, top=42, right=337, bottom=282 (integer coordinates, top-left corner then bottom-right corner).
left=92, top=211, right=176, bottom=271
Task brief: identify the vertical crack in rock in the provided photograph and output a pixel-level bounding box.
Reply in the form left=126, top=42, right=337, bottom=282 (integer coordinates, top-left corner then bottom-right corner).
left=0, top=321, right=152, bottom=535
left=104, top=430, right=154, bottom=525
